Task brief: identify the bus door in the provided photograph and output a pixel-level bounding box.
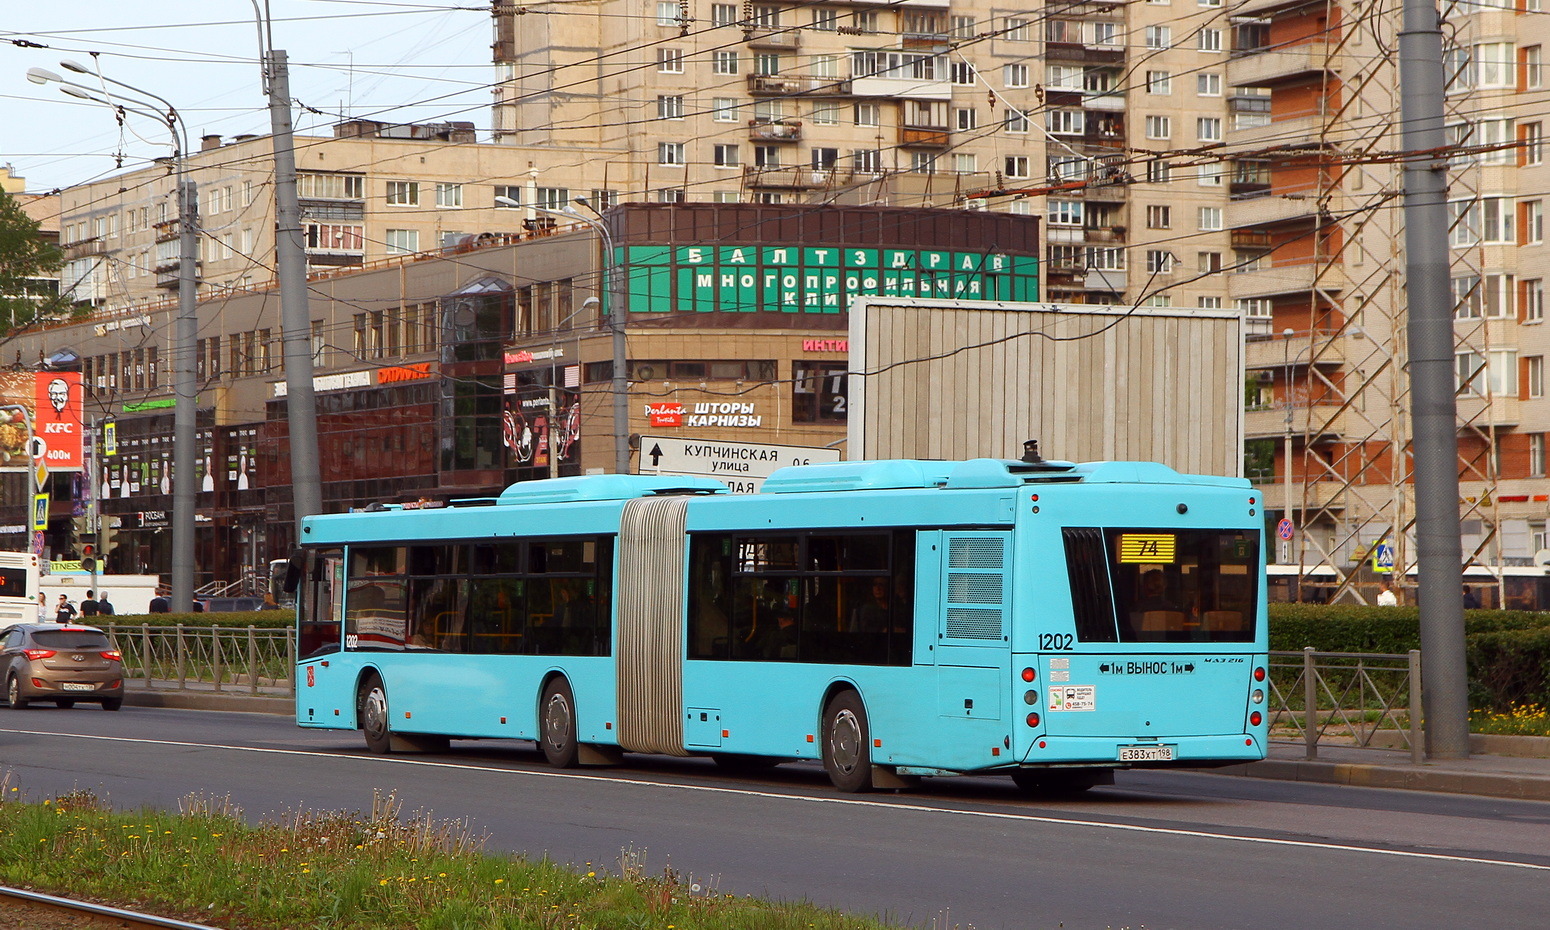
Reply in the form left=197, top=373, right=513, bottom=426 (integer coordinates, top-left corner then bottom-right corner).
left=930, top=531, right=1013, bottom=741
left=296, top=549, right=347, bottom=725
left=1040, top=527, right=1261, bottom=741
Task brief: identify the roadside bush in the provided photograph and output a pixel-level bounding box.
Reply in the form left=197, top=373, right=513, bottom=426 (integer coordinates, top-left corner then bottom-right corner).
left=102, top=610, right=292, bottom=629
left=1270, top=604, right=1550, bottom=714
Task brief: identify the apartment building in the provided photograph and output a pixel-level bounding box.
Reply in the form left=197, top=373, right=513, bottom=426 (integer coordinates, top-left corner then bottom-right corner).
left=1231, top=0, right=1550, bottom=603
left=54, top=120, right=570, bottom=314
left=492, top=0, right=1243, bottom=309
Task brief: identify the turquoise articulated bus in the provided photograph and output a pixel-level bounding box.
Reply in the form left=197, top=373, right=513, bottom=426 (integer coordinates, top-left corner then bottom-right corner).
left=292, top=456, right=1269, bottom=793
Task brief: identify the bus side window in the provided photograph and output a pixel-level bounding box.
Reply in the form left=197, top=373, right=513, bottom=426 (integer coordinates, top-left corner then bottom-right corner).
left=299, top=552, right=343, bottom=659
left=688, top=538, right=731, bottom=659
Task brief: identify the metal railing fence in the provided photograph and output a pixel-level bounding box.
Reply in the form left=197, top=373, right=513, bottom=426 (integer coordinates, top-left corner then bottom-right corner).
left=103, top=624, right=295, bottom=695
left=1267, top=647, right=1423, bottom=763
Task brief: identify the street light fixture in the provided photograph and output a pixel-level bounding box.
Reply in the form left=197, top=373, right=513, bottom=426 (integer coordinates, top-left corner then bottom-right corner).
left=496, top=196, right=629, bottom=474
left=28, top=62, right=200, bottom=613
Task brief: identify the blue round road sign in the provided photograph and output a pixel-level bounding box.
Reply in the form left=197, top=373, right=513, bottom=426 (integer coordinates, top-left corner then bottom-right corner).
left=1277, top=518, right=1294, bottom=540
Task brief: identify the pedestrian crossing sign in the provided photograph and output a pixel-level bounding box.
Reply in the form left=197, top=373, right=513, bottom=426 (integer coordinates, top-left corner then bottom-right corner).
left=1373, top=541, right=1396, bottom=574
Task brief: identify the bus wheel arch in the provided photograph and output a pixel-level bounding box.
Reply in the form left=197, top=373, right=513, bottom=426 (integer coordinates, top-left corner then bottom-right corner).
left=820, top=687, right=873, bottom=793
left=538, top=675, right=580, bottom=768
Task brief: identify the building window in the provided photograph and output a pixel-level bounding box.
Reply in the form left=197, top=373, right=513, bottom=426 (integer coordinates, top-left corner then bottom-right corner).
left=1004, top=156, right=1030, bottom=179
left=952, top=61, right=976, bottom=85
left=493, top=185, right=522, bottom=207
left=386, top=181, right=420, bottom=206
left=853, top=149, right=881, bottom=173
left=1198, top=251, right=1223, bottom=272
left=711, top=3, right=737, bottom=27
left=658, top=48, right=684, bottom=73
left=1146, top=70, right=1171, bottom=94
left=1198, top=28, right=1222, bottom=52
left=952, top=153, right=977, bottom=174
left=1146, top=159, right=1172, bottom=183
left=854, top=102, right=880, bottom=127
left=1047, top=109, right=1083, bottom=135
left=385, top=229, right=419, bottom=255
left=1198, top=117, right=1223, bottom=142
left=714, top=144, right=740, bottom=167
left=1145, top=115, right=1171, bottom=140
left=1526, top=46, right=1544, bottom=89
left=811, top=8, right=838, bottom=30
left=1199, top=206, right=1223, bottom=231
left=1145, top=250, right=1176, bottom=273
left=536, top=187, right=570, bottom=209
left=1532, top=435, right=1547, bottom=478
left=1145, top=25, right=1171, bottom=49
left=755, top=145, right=781, bottom=168
left=1198, top=73, right=1222, bottom=96
left=755, top=53, right=781, bottom=76
left=911, top=152, right=937, bottom=173
left=1005, top=64, right=1029, bottom=88
left=1049, top=200, right=1084, bottom=226
left=1199, top=297, right=1223, bottom=309
left=656, top=1, right=680, bottom=26
left=1146, top=205, right=1171, bottom=228
left=811, top=103, right=839, bottom=125
left=1524, top=278, right=1545, bottom=321
left=713, top=51, right=739, bottom=74
left=713, top=98, right=739, bottom=122
left=956, top=108, right=978, bottom=131
left=435, top=183, right=463, bottom=208
left=657, top=188, right=685, bottom=203
left=658, top=95, right=684, bottom=119
left=1523, top=122, right=1544, bottom=165
left=1005, top=112, right=1029, bottom=133
left=793, top=362, right=847, bottom=421
left=658, top=142, right=685, bottom=166
left=1527, top=355, right=1545, bottom=398
left=1198, top=163, right=1225, bottom=186
left=1524, top=200, right=1543, bottom=243
left=951, top=15, right=975, bottom=39
left=853, top=10, right=877, bottom=32
left=1237, top=298, right=1272, bottom=318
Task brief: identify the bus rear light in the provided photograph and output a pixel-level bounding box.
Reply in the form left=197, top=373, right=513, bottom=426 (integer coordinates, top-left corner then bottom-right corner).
left=1254, top=666, right=1266, bottom=682
left=1024, top=690, right=1038, bottom=705
left=1025, top=713, right=1040, bottom=727
left=1038, top=740, right=1047, bottom=749
left=991, top=747, right=1000, bottom=756
left=1251, top=689, right=1264, bottom=704
left=873, top=738, right=882, bottom=748
left=1021, top=667, right=1036, bottom=682
left=1250, top=711, right=1262, bottom=726
left=22, top=649, right=54, bottom=661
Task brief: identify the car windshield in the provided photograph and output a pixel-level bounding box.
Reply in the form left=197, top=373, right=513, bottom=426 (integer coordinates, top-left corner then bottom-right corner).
left=33, top=630, right=111, bottom=650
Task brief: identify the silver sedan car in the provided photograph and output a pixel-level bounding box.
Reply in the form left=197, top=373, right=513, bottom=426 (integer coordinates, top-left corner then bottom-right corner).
left=1, top=622, right=124, bottom=710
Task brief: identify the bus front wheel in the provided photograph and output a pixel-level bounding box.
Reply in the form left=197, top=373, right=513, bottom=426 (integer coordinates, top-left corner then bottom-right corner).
left=359, top=675, right=392, bottom=754
left=821, top=691, right=872, bottom=793
left=539, top=679, right=580, bottom=768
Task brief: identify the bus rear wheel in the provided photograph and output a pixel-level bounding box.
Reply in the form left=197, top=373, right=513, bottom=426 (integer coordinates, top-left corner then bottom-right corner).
left=359, top=675, right=392, bottom=754
left=821, top=691, right=872, bottom=793
left=539, top=679, right=579, bottom=768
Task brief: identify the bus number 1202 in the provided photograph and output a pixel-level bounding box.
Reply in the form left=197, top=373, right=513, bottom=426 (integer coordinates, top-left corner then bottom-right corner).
left=1039, top=633, right=1074, bottom=651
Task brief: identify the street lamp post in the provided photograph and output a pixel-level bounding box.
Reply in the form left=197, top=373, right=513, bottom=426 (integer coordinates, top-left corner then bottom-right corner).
left=1282, top=328, right=1295, bottom=571
left=27, top=64, right=199, bottom=612
left=497, top=197, right=629, bottom=474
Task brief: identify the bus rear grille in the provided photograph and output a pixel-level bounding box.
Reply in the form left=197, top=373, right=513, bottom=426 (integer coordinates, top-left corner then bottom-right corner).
left=948, top=574, right=1003, bottom=604
left=948, top=537, right=1004, bottom=570
left=945, top=607, right=1003, bottom=640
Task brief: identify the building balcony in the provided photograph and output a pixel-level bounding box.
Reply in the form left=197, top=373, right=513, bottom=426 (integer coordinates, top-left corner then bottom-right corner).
left=1226, top=191, right=1321, bottom=228
left=1458, top=394, right=1520, bottom=427
left=1084, top=93, right=1126, bottom=112
left=1083, top=226, right=1127, bottom=243
left=1083, top=269, right=1127, bottom=291
left=1230, top=261, right=1344, bottom=299
left=748, top=119, right=803, bottom=142
left=1228, top=40, right=1339, bottom=87
left=153, top=261, right=201, bottom=291
left=1243, top=402, right=1350, bottom=442
left=744, top=26, right=800, bottom=51
left=1245, top=329, right=1349, bottom=375
left=1083, top=180, right=1130, bottom=202
left=1227, top=113, right=1330, bottom=149
left=64, top=239, right=106, bottom=260
left=747, top=74, right=853, bottom=96
left=901, top=32, right=949, bottom=51
left=742, top=165, right=851, bottom=189
left=1045, top=42, right=1126, bottom=65
left=898, top=125, right=950, bottom=147
left=850, top=75, right=951, bottom=100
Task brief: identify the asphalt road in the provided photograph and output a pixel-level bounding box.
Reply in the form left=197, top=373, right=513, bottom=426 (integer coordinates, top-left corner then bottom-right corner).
left=2, top=706, right=1546, bottom=930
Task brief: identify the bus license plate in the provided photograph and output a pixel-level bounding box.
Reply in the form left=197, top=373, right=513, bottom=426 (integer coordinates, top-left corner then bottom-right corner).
left=61, top=683, right=95, bottom=692
left=1119, top=745, right=1174, bottom=762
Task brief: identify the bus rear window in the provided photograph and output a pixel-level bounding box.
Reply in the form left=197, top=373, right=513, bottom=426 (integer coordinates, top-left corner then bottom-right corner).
left=1063, top=528, right=1258, bottom=643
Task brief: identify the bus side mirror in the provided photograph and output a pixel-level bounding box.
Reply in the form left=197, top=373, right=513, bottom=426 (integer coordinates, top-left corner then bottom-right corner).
left=283, top=549, right=308, bottom=595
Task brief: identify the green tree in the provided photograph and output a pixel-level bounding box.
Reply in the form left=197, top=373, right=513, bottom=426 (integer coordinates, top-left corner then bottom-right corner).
left=0, top=188, right=70, bottom=336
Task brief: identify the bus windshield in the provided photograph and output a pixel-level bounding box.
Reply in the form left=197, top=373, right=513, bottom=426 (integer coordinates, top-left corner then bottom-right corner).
left=1064, top=527, right=1259, bottom=643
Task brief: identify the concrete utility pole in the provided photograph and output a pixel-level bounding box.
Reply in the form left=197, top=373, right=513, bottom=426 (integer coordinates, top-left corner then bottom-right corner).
left=261, top=45, right=323, bottom=532
left=1399, top=0, right=1471, bottom=758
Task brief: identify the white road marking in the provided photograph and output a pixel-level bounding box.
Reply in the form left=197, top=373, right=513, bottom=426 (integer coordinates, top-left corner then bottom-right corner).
left=4, top=726, right=1547, bottom=873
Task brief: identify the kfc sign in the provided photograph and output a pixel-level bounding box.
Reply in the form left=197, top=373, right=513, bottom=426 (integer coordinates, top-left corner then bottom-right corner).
left=34, top=372, right=83, bottom=471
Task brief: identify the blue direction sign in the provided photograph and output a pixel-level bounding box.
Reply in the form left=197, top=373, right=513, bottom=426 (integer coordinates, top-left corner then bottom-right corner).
left=1277, top=518, right=1294, bottom=540
left=1372, top=541, right=1396, bottom=574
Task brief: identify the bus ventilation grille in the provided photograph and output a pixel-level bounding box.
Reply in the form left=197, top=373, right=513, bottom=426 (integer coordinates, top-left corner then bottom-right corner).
left=944, top=536, right=1007, bottom=641
left=948, top=537, right=1004, bottom=570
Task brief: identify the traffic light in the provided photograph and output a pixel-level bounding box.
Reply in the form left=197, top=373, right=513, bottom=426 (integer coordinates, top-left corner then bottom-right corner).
left=80, top=543, right=96, bottom=573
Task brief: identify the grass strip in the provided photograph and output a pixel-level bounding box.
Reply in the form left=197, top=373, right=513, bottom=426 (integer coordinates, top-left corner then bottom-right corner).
left=0, top=773, right=901, bottom=930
